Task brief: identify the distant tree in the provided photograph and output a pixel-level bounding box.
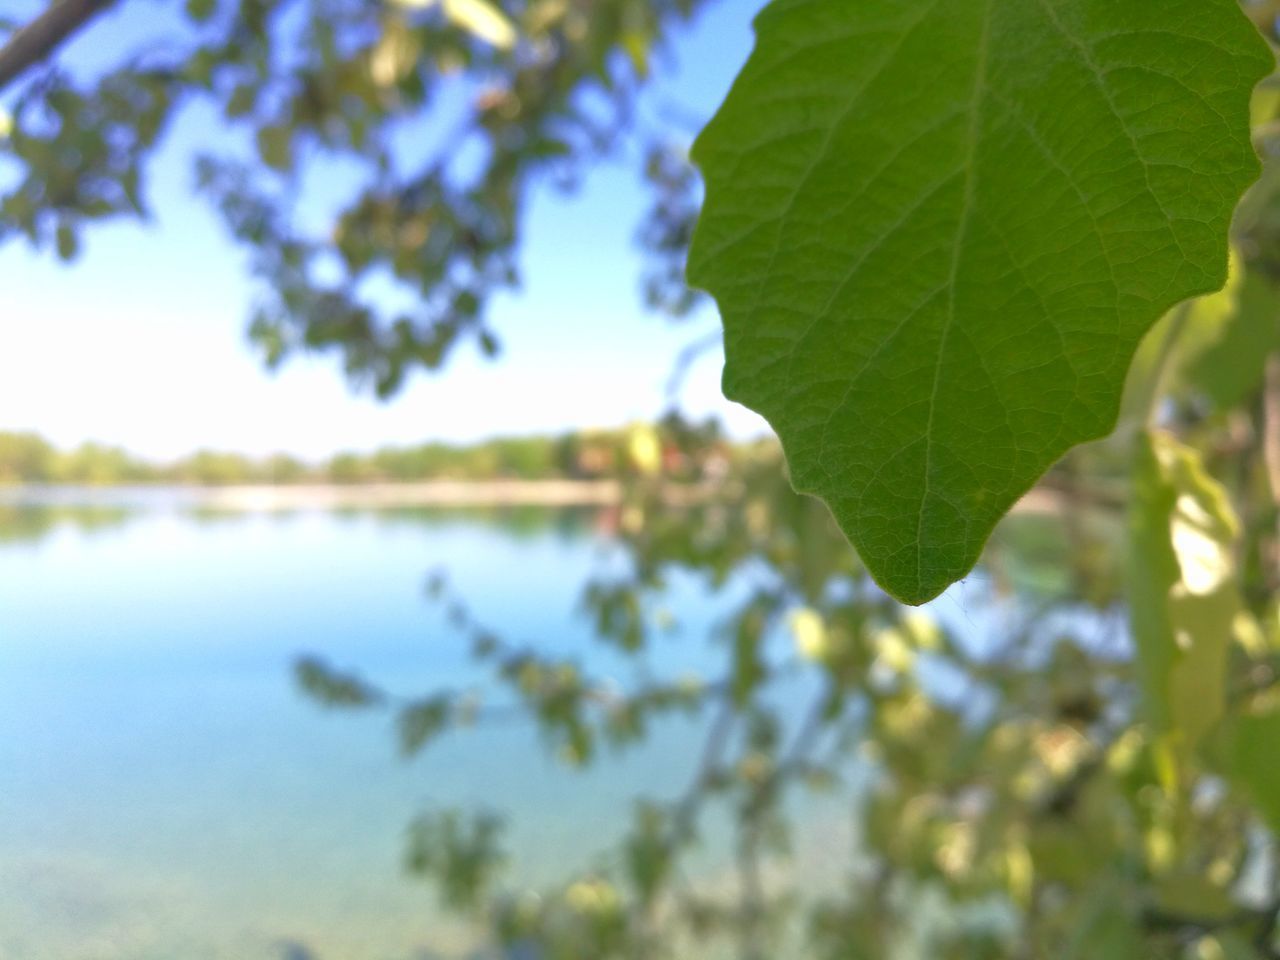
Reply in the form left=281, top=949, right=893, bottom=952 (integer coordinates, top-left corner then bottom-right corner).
left=54, top=440, right=154, bottom=484
left=0, top=431, right=56, bottom=482
left=175, top=449, right=258, bottom=485
left=262, top=451, right=311, bottom=484
left=328, top=450, right=380, bottom=484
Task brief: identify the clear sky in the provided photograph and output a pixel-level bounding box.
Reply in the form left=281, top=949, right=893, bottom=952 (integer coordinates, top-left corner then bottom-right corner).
left=0, top=0, right=768, bottom=460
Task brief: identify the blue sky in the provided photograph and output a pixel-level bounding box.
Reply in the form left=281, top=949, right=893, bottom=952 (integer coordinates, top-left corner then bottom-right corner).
left=0, top=0, right=768, bottom=459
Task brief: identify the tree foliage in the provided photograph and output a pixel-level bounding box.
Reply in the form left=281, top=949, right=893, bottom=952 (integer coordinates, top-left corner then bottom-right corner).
left=0, top=0, right=708, bottom=394
left=298, top=405, right=1280, bottom=959
left=0, top=421, right=728, bottom=484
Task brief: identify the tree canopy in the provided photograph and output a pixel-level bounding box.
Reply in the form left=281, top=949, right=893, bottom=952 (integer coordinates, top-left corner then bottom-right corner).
left=5, top=1, right=1280, bottom=958
left=0, top=0, right=709, bottom=394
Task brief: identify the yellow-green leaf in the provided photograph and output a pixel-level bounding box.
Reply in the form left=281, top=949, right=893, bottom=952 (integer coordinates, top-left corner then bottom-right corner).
left=1219, top=705, right=1280, bottom=833
left=1180, top=264, right=1280, bottom=412
left=1129, top=430, right=1242, bottom=768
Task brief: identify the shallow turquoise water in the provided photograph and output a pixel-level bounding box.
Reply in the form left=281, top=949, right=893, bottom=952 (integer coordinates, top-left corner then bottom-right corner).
left=0, top=502, right=835, bottom=960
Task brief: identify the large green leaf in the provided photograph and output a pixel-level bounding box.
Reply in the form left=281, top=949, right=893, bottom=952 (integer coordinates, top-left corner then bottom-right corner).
left=689, top=0, right=1271, bottom=603
left=1129, top=431, right=1242, bottom=769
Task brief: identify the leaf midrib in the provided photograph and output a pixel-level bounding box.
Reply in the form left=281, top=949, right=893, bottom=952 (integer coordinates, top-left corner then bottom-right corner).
left=913, top=0, right=995, bottom=595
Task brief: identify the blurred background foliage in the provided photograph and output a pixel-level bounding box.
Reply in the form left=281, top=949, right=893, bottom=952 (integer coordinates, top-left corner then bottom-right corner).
left=0, top=419, right=732, bottom=484
left=4, top=0, right=1280, bottom=958
left=0, top=0, right=709, bottom=394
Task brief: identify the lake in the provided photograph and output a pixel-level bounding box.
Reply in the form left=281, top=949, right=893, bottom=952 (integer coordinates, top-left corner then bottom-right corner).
left=1, top=496, right=874, bottom=960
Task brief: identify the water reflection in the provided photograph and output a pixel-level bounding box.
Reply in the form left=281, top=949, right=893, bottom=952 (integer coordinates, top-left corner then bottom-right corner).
left=0, top=503, right=136, bottom=545
left=0, top=492, right=607, bottom=549
left=0, top=501, right=737, bottom=959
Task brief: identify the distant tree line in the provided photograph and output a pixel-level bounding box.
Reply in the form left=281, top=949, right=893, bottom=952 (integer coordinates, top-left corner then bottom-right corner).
left=0, top=417, right=740, bottom=486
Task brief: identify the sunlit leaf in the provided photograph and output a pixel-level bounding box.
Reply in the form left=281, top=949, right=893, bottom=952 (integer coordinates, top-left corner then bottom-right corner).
left=627, top=423, right=662, bottom=475
left=1129, top=430, right=1242, bottom=767
left=689, top=0, right=1270, bottom=603
left=789, top=606, right=827, bottom=661
left=395, top=0, right=517, bottom=49
left=371, top=20, right=422, bottom=88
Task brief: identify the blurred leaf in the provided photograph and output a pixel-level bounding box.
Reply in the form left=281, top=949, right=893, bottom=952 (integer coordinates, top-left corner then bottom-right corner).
left=295, top=656, right=384, bottom=708
left=399, top=695, right=452, bottom=756
left=1212, top=931, right=1268, bottom=960
left=624, top=803, right=671, bottom=907
left=1218, top=705, right=1280, bottom=833
left=1180, top=264, right=1280, bottom=411
left=789, top=607, right=827, bottom=662
left=225, top=84, right=256, bottom=119
left=1062, top=883, right=1142, bottom=960
left=1129, top=431, right=1242, bottom=768
left=1154, top=872, right=1236, bottom=922
left=370, top=20, right=421, bottom=88
left=406, top=809, right=506, bottom=911
left=186, top=0, right=217, bottom=23
left=256, top=124, right=292, bottom=172
left=55, top=222, right=78, bottom=261
left=418, top=0, right=518, bottom=49
left=626, top=423, right=662, bottom=475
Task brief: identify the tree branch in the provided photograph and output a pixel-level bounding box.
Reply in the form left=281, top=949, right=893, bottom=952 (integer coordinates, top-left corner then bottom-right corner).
left=0, top=0, right=115, bottom=94
left=1265, top=355, right=1280, bottom=510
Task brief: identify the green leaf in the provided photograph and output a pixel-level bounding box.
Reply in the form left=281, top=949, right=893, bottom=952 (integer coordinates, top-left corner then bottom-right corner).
left=1179, top=262, right=1280, bottom=411
left=55, top=222, right=78, bottom=261
left=1153, top=873, right=1236, bottom=924
left=1129, top=430, right=1241, bottom=768
left=256, top=124, right=293, bottom=172
left=294, top=656, right=384, bottom=708
left=399, top=695, right=453, bottom=756
left=1219, top=705, right=1280, bottom=833
left=689, top=0, right=1271, bottom=603
left=1211, top=933, right=1266, bottom=960
left=185, top=0, right=216, bottom=23
left=1061, top=880, right=1143, bottom=960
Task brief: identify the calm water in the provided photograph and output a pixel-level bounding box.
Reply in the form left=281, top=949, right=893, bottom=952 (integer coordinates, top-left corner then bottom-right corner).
left=0, top=499, right=858, bottom=960
left=0, top=494, right=1081, bottom=960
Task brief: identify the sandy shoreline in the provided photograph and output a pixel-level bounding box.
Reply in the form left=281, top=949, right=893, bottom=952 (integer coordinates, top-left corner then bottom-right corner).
left=198, top=480, right=629, bottom=509
left=0, top=480, right=631, bottom=510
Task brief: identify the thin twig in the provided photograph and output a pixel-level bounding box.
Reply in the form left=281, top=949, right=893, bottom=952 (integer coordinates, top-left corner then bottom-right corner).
left=0, top=0, right=115, bottom=93
left=1264, top=355, right=1280, bottom=512
left=670, top=697, right=738, bottom=842
left=665, top=329, right=722, bottom=402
